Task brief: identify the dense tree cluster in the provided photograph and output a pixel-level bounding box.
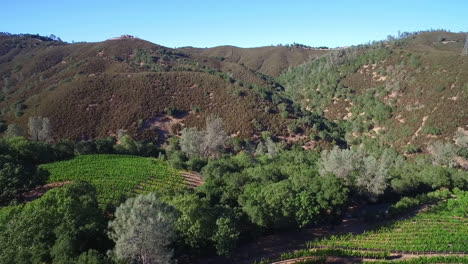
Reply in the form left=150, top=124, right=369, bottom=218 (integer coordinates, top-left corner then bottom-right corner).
left=0, top=132, right=467, bottom=263
left=0, top=182, right=109, bottom=264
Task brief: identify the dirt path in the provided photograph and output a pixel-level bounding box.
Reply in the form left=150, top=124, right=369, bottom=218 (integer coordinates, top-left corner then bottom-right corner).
left=190, top=203, right=436, bottom=264
left=271, top=252, right=468, bottom=264
left=21, top=181, right=72, bottom=201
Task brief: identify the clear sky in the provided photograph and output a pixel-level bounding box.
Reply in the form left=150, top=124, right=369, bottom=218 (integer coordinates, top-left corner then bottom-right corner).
left=2, top=0, right=467, bottom=48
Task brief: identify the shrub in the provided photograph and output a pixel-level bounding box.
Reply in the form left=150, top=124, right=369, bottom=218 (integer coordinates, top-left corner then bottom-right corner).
left=427, top=141, right=456, bottom=167
left=192, top=105, right=201, bottom=113
left=403, top=144, right=420, bottom=154
left=3, top=124, right=24, bottom=138
left=164, top=105, right=179, bottom=116
left=423, top=126, right=441, bottom=135
left=434, top=86, right=446, bottom=92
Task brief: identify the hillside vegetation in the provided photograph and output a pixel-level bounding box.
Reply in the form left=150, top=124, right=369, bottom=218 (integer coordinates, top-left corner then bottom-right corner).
left=0, top=30, right=467, bottom=264
left=179, top=45, right=329, bottom=76
left=279, top=31, right=468, bottom=151
left=0, top=33, right=328, bottom=143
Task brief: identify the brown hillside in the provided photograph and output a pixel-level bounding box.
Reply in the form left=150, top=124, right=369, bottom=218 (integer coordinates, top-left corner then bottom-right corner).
left=179, top=45, right=329, bottom=76
left=0, top=34, right=298, bottom=141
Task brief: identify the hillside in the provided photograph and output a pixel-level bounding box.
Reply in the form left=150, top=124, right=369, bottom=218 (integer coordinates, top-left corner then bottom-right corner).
left=0, top=34, right=317, bottom=142
left=179, top=45, right=329, bottom=77
left=278, top=31, right=468, bottom=152
left=2, top=31, right=467, bottom=152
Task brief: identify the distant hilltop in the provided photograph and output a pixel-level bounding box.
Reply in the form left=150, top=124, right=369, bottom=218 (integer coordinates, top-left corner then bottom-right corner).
left=108, top=34, right=138, bottom=40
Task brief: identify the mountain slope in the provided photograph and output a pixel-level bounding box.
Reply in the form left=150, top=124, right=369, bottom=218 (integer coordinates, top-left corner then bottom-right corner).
left=179, top=45, right=329, bottom=77
left=278, top=31, right=468, bottom=151
left=0, top=34, right=299, bottom=141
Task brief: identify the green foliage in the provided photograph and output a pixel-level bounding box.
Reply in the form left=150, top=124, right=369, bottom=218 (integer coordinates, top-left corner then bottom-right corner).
left=212, top=216, right=240, bottom=256
left=167, top=193, right=240, bottom=256
left=76, top=250, right=109, bottom=264
left=240, top=175, right=348, bottom=228
left=0, top=137, right=76, bottom=204
left=278, top=45, right=392, bottom=113
left=434, top=86, right=446, bottom=93
left=367, top=256, right=468, bottom=264
left=423, top=126, right=442, bottom=135
left=200, top=150, right=348, bottom=229
left=389, top=160, right=467, bottom=195
left=41, top=155, right=185, bottom=205
left=165, top=105, right=179, bottom=117
left=0, top=182, right=107, bottom=264
left=0, top=155, right=48, bottom=204
left=108, top=193, right=178, bottom=264
left=280, top=248, right=390, bottom=260
left=388, top=189, right=451, bottom=216
left=351, top=92, right=393, bottom=124
left=307, top=192, right=468, bottom=253
left=403, top=144, right=420, bottom=154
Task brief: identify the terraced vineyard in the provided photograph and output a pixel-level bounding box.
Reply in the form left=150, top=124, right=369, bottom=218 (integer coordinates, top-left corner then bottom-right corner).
left=41, top=154, right=187, bottom=205
left=256, top=191, right=468, bottom=264
left=307, top=202, right=468, bottom=254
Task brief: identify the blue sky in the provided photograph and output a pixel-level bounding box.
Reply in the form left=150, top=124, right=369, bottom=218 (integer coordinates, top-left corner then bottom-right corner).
left=2, top=0, right=467, bottom=48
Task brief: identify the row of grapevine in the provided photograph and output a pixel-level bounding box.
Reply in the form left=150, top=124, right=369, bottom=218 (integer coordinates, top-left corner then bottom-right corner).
left=306, top=196, right=468, bottom=254
left=41, top=154, right=186, bottom=205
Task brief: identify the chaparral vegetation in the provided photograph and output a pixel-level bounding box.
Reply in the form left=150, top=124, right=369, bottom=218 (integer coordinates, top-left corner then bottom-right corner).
left=0, top=25, right=467, bottom=264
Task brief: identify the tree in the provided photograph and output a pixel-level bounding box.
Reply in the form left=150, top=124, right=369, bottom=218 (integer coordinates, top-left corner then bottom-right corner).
left=428, top=141, right=457, bottom=167
left=265, top=137, right=278, bottom=158
left=108, top=193, right=178, bottom=264
left=319, top=146, right=363, bottom=185
left=255, top=141, right=267, bottom=156
left=179, top=128, right=204, bottom=158
left=320, top=147, right=401, bottom=200
left=179, top=116, right=229, bottom=158
left=455, top=131, right=468, bottom=148
left=0, top=182, right=106, bottom=263
left=28, top=116, right=52, bottom=142
left=168, top=193, right=240, bottom=256
left=202, top=116, right=229, bottom=158
left=4, top=124, right=24, bottom=138
left=0, top=155, right=48, bottom=204
left=356, top=156, right=389, bottom=200
left=168, top=193, right=215, bottom=250
left=211, top=217, right=240, bottom=256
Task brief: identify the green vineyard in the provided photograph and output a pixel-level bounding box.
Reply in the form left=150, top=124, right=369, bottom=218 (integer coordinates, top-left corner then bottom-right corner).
left=41, top=154, right=186, bottom=205
left=307, top=191, right=468, bottom=254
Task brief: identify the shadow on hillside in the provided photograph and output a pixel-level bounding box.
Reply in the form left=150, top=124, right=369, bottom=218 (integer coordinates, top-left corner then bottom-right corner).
left=188, top=202, right=434, bottom=264
left=141, top=112, right=189, bottom=143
